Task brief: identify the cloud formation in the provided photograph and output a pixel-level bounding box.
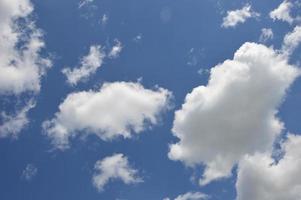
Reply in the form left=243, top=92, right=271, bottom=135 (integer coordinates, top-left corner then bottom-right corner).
left=222, top=4, right=259, bottom=28
left=169, top=42, right=299, bottom=185
left=108, top=39, right=123, bottom=59
left=92, top=153, right=142, bottom=191
left=164, top=192, right=209, bottom=200
left=62, top=45, right=105, bottom=86
left=43, top=81, right=172, bottom=150
left=270, top=0, right=294, bottom=24
left=259, top=28, right=274, bottom=43
left=282, top=25, right=301, bottom=55
left=236, top=134, right=301, bottom=200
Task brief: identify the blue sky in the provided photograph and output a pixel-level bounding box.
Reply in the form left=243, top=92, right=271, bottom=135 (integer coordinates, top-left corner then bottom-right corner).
left=1, top=0, right=301, bottom=199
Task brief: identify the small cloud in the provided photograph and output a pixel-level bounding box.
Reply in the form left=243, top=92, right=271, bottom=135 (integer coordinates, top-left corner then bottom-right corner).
left=21, top=164, right=38, bottom=181
left=133, top=34, right=143, bottom=43
left=222, top=4, right=260, bottom=28
left=259, top=28, right=274, bottom=43
left=108, top=39, right=123, bottom=59
left=270, top=0, right=294, bottom=24
left=78, top=0, right=94, bottom=9
left=100, top=14, right=108, bottom=26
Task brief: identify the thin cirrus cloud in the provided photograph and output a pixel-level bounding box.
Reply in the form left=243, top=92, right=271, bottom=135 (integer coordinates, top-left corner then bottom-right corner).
left=0, top=0, right=51, bottom=138
left=62, top=45, right=105, bottom=86
left=270, top=0, right=294, bottom=24
left=92, top=153, right=142, bottom=191
left=221, top=4, right=259, bottom=28
left=168, top=42, right=300, bottom=185
left=236, top=134, right=301, bottom=200
left=43, top=81, right=172, bottom=150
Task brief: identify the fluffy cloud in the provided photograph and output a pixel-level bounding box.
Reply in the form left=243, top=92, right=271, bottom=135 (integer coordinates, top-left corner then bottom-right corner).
left=43, top=81, right=172, bottom=150
left=0, top=0, right=51, bottom=95
left=222, top=4, right=259, bottom=28
left=270, top=0, right=294, bottom=24
left=236, top=134, right=301, bottom=200
left=0, top=100, right=35, bottom=138
left=108, top=39, right=123, bottom=59
left=282, top=25, right=301, bottom=55
left=164, top=192, right=209, bottom=200
left=0, top=0, right=51, bottom=138
left=62, top=45, right=105, bottom=86
left=92, top=153, right=142, bottom=191
left=169, top=42, right=299, bottom=185
left=259, top=28, right=274, bottom=43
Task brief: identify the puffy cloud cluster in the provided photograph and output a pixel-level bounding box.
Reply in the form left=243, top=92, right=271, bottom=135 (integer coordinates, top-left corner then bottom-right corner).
left=236, top=134, right=301, bottom=200
left=222, top=4, right=259, bottom=28
left=169, top=42, right=300, bottom=185
left=92, top=153, right=142, bottom=191
left=0, top=0, right=51, bottom=138
left=270, top=0, right=294, bottom=24
left=43, top=81, right=172, bottom=150
left=62, top=45, right=105, bottom=86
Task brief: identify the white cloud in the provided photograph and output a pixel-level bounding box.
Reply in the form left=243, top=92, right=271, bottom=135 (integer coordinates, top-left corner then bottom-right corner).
left=43, top=81, right=172, bottom=150
left=0, top=100, right=35, bottom=138
left=108, top=39, right=123, bottom=59
left=21, top=164, right=38, bottom=181
left=270, top=0, right=294, bottom=24
left=259, top=28, right=274, bottom=43
left=282, top=25, right=301, bottom=55
left=92, top=153, right=142, bottom=191
left=164, top=192, right=209, bottom=200
left=236, top=134, right=301, bottom=200
left=222, top=4, right=259, bottom=28
left=0, top=0, right=51, bottom=138
left=78, top=0, right=94, bottom=8
left=62, top=45, right=105, bottom=86
left=168, top=42, right=300, bottom=185
left=0, top=0, right=51, bottom=95
left=100, top=14, right=108, bottom=26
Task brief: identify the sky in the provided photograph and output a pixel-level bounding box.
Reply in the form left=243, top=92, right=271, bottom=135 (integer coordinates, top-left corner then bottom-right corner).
left=1, top=0, right=301, bottom=200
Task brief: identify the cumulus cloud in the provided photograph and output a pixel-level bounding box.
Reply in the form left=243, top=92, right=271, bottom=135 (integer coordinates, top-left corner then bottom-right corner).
left=0, top=0, right=51, bottom=95
left=62, top=45, right=105, bottom=86
left=108, top=39, right=123, bottom=59
left=169, top=42, right=300, bottom=185
left=270, top=0, right=294, bottom=24
left=259, top=28, right=274, bottom=43
left=21, top=164, right=38, bottom=181
left=0, top=0, right=51, bottom=138
left=222, top=4, right=259, bottom=28
left=0, top=100, right=35, bottom=138
left=282, top=25, right=301, bottom=55
left=92, top=153, right=142, bottom=191
left=236, top=134, right=301, bottom=200
left=43, top=81, right=172, bottom=150
left=164, top=192, right=209, bottom=200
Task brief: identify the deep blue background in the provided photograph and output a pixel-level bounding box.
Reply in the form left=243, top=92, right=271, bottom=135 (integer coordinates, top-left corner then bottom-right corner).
left=1, top=0, right=300, bottom=199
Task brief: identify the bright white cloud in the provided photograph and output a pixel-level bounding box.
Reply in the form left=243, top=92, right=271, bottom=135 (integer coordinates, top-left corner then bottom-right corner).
left=0, top=0, right=51, bottom=138
left=259, top=28, right=274, bottom=43
left=169, top=42, right=300, bottom=185
left=43, top=81, right=172, bottom=150
left=282, top=25, right=301, bottom=55
left=270, top=0, right=294, bottom=24
left=0, top=0, right=51, bottom=95
left=92, top=153, right=142, bottom=191
left=0, top=100, right=35, bottom=138
left=62, top=45, right=105, bottom=86
left=236, top=134, right=301, bottom=200
left=108, top=39, right=123, bottom=59
left=222, top=4, right=259, bottom=28
left=21, top=164, right=38, bottom=181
